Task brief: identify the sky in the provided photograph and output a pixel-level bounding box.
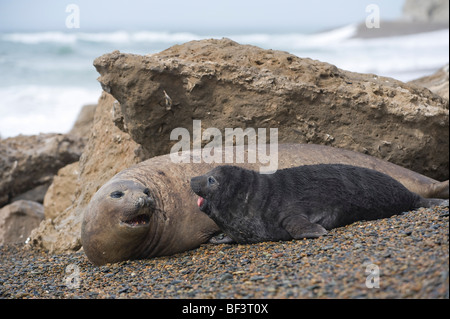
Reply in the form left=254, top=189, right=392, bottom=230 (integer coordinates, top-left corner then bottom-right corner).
left=0, top=0, right=405, bottom=33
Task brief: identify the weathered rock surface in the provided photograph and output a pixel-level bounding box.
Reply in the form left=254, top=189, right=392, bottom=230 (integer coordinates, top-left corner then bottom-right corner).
left=43, top=161, right=80, bottom=221
left=28, top=92, right=145, bottom=253
left=403, top=0, right=449, bottom=23
left=94, top=38, right=449, bottom=180
left=69, top=104, right=97, bottom=140
left=0, top=133, right=85, bottom=208
left=409, top=64, right=449, bottom=101
left=0, top=200, right=44, bottom=245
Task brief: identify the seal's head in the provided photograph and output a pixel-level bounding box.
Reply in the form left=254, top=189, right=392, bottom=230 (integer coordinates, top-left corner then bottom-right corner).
left=81, top=179, right=156, bottom=265
left=191, top=165, right=267, bottom=243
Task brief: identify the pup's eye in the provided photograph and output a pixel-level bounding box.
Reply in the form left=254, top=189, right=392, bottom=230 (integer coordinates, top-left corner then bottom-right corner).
left=207, top=176, right=217, bottom=185
left=110, top=191, right=124, bottom=198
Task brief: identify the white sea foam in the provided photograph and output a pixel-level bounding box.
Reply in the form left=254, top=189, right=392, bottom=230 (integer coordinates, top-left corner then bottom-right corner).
left=292, top=28, right=449, bottom=81
left=1, top=30, right=203, bottom=44
left=2, top=32, right=78, bottom=44
left=1, top=26, right=358, bottom=49
left=1, top=26, right=357, bottom=46
left=0, top=86, right=101, bottom=138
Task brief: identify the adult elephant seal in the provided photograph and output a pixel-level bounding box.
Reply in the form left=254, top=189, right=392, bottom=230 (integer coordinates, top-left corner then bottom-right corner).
left=81, top=144, right=449, bottom=265
left=190, top=164, right=447, bottom=244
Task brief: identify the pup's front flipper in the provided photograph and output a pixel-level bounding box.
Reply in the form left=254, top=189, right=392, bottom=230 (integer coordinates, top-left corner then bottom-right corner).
left=208, top=233, right=235, bottom=244
left=282, top=214, right=327, bottom=239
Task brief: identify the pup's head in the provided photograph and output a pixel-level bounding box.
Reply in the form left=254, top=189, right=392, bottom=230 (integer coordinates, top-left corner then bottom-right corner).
left=190, top=165, right=247, bottom=215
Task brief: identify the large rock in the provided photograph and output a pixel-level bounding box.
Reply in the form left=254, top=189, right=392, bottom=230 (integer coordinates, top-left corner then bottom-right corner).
left=0, top=133, right=85, bottom=207
left=94, top=38, right=449, bottom=180
left=43, top=161, right=80, bottom=221
left=409, top=64, right=449, bottom=101
left=403, top=0, right=449, bottom=23
left=69, top=104, right=97, bottom=139
left=28, top=92, right=146, bottom=253
left=0, top=200, right=44, bottom=245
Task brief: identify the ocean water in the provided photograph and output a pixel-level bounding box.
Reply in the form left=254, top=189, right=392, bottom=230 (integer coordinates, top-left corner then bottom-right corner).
left=0, top=25, right=448, bottom=138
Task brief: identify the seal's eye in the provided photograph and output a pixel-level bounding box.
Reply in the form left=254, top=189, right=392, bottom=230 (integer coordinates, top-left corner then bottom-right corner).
left=143, top=188, right=150, bottom=196
left=207, top=176, right=217, bottom=185
left=110, top=191, right=124, bottom=199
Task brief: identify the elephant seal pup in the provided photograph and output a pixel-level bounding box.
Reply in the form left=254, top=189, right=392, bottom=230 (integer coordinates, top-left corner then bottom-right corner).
left=190, top=164, right=447, bottom=244
left=81, top=144, right=448, bottom=265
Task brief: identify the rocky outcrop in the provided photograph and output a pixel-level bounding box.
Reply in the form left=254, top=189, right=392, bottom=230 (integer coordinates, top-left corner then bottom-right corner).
left=403, top=0, right=449, bottom=23
left=69, top=104, right=97, bottom=140
left=0, top=133, right=85, bottom=207
left=94, top=38, right=449, bottom=180
left=0, top=200, right=44, bottom=245
left=409, top=64, right=449, bottom=101
left=43, top=161, right=80, bottom=221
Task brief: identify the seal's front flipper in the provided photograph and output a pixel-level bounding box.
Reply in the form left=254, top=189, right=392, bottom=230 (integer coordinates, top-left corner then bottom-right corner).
left=428, top=180, right=449, bottom=199
left=282, top=215, right=327, bottom=239
left=208, top=233, right=235, bottom=244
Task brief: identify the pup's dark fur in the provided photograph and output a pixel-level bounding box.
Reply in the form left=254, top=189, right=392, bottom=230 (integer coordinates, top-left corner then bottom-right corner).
left=190, top=164, right=445, bottom=244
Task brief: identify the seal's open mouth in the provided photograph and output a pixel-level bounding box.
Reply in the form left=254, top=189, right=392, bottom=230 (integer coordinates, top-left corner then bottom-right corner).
left=197, top=196, right=208, bottom=211
left=122, top=214, right=150, bottom=227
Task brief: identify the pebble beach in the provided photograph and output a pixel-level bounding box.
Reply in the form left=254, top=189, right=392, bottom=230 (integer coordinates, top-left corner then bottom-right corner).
left=0, top=205, right=448, bottom=300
